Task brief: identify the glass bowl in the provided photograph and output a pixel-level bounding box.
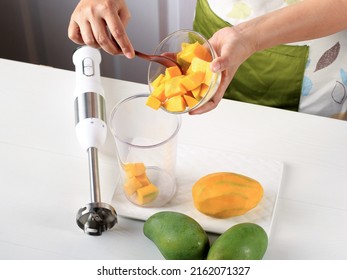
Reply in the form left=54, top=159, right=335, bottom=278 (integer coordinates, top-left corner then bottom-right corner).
left=147, top=29, right=221, bottom=114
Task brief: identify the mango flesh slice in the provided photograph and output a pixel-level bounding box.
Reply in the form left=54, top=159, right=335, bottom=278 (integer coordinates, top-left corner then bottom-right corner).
left=146, top=41, right=213, bottom=112
left=122, top=162, right=159, bottom=205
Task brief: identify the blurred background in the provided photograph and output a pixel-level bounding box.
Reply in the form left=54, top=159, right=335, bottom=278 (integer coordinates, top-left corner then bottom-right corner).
left=0, top=0, right=196, bottom=84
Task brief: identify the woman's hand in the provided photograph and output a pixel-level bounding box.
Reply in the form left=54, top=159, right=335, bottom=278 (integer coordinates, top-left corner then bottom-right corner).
left=190, top=27, right=255, bottom=115
left=68, top=0, right=135, bottom=58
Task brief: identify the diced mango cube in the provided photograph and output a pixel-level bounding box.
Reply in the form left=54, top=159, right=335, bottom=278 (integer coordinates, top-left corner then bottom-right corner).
left=199, top=84, right=210, bottom=98
left=136, top=173, right=151, bottom=186
left=165, top=66, right=182, bottom=78
left=151, top=83, right=166, bottom=102
left=123, top=162, right=146, bottom=177
left=150, top=83, right=166, bottom=102
left=180, top=71, right=205, bottom=91
left=204, top=67, right=213, bottom=86
left=121, top=162, right=161, bottom=205
left=177, top=41, right=212, bottom=63
left=191, top=85, right=203, bottom=100
left=164, top=75, right=186, bottom=98
left=190, top=41, right=212, bottom=62
left=150, top=73, right=164, bottom=88
left=183, top=94, right=199, bottom=109
left=176, top=54, right=191, bottom=74
left=145, top=95, right=161, bottom=110
left=190, top=57, right=210, bottom=74
left=136, top=184, right=159, bottom=205
left=123, top=176, right=143, bottom=196
left=177, top=47, right=194, bottom=64
left=163, top=95, right=186, bottom=112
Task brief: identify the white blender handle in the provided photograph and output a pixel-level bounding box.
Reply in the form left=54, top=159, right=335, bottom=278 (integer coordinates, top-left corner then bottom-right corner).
left=72, top=45, right=103, bottom=97
left=73, top=46, right=107, bottom=151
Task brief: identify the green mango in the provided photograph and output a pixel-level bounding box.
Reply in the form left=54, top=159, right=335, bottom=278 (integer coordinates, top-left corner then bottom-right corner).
left=207, top=223, right=268, bottom=260
left=143, top=211, right=210, bottom=260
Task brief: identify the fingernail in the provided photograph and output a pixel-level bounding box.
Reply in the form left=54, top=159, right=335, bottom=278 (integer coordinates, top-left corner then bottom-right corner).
left=125, top=52, right=135, bottom=59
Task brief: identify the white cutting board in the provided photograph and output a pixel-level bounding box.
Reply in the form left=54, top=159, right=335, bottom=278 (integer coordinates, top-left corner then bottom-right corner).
left=111, top=144, right=283, bottom=236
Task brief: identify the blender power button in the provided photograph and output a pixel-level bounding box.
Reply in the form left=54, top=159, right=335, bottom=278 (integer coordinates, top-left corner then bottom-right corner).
left=82, top=58, right=94, bottom=76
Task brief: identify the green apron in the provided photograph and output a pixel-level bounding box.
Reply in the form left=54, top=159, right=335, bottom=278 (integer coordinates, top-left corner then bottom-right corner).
left=193, top=0, right=309, bottom=111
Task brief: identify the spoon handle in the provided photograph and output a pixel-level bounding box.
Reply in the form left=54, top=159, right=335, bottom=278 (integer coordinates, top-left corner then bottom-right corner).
left=134, top=50, right=182, bottom=72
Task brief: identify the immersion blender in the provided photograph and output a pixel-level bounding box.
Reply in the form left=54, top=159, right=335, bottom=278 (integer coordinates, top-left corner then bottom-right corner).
left=72, top=46, right=117, bottom=236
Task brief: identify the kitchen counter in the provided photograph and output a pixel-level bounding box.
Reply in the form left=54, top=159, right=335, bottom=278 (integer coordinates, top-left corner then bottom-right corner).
left=1, top=58, right=347, bottom=260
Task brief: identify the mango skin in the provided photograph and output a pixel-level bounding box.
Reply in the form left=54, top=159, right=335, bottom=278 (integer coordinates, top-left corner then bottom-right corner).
left=207, top=223, right=268, bottom=260
left=143, top=211, right=210, bottom=260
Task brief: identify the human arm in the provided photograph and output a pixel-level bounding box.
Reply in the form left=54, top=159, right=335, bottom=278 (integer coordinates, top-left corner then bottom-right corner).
left=190, top=0, right=347, bottom=114
left=68, top=0, right=135, bottom=58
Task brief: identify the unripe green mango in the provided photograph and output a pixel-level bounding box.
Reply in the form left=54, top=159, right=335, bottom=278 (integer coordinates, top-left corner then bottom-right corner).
left=143, top=211, right=210, bottom=260
left=207, top=223, right=268, bottom=260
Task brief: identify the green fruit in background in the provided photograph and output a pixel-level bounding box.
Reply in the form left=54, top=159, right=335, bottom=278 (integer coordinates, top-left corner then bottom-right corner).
left=207, top=223, right=268, bottom=260
left=143, top=211, right=210, bottom=260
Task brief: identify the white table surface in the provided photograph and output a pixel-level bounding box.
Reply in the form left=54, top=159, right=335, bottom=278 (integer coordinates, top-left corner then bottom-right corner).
left=1, top=58, right=347, bottom=260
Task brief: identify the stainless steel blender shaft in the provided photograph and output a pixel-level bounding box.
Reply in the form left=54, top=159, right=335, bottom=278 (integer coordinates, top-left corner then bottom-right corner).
left=88, top=147, right=101, bottom=203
